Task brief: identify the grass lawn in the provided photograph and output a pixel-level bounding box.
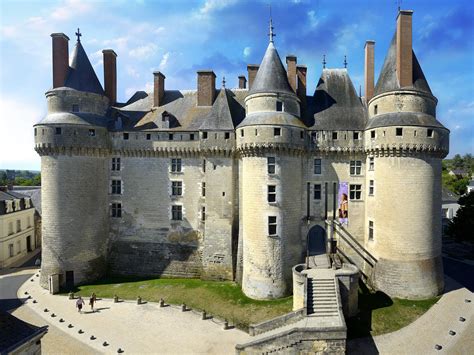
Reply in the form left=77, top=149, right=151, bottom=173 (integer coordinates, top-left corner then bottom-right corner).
left=67, top=277, right=292, bottom=330
left=347, top=283, right=441, bottom=339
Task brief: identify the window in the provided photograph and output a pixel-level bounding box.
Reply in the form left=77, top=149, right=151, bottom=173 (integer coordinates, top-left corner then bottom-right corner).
left=9, top=244, right=14, bottom=258
left=111, top=180, right=122, bottom=194
left=370, top=130, right=376, bottom=139
left=268, top=216, right=277, bottom=236
left=353, top=132, right=359, bottom=140
left=171, top=205, right=182, bottom=221
left=267, top=157, right=276, bottom=174
left=374, top=105, right=378, bottom=115
left=427, top=129, right=434, bottom=138
left=169, top=134, right=174, bottom=141
left=369, top=221, right=374, bottom=241
left=350, top=160, right=362, bottom=175
left=27, top=216, right=31, bottom=228
left=202, top=159, right=206, bottom=173
left=89, top=129, right=96, bottom=136
left=300, top=131, right=304, bottom=139
left=267, top=185, right=276, bottom=203
left=34, top=128, right=37, bottom=136
left=368, top=157, right=374, bottom=171
left=276, top=101, right=283, bottom=112
left=24, top=198, right=31, bottom=208
left=311, top=131, right=317, bottom=142
left=396, top=127, right=403, bottom=136
left=16, top=220, right=21, bottom=232
left=314, top=159, right=322, bottom=175
left=314, top=184, right=321, bottom=200
left=14, top=199, right=21, bottom=211
left=72, top=104, right=79, bottom=112
left=112, top=157, right=121, bottom=171
left=202, top=132, right=208, bottom=139
left=349, top=184, right=362, bottom=200
left=55, top=127, right=62, bottom=135
left=8, top=222, right=13, bottom=235
left=146, top=133, right=151, bottom=140
left=274, top=128, right=281, bottom=136
left=225, top=132, right=230, bottom=140
left=111, top=203, right=122, bottom=218
left=255, top=129, right=258, bottom=136
left=6, top=201, right=13, bottom=213
left=414, top=130, right=417, bottom=137
left=332, top=132, right=338, bottom=140
left=240, top=130, right=244, bottom=137
left=369, top=180, right=374, bottom=195
left=190, top=133, right=195, bottom=140
left=123, top=133, right=129, bottom=140
left=171, top=158, right=182, bottom=172
left=171, top=181, right=182, bottom=196
left=201, top=206, right=206, bottom=222
left=17, top=241, right=21, bottom=254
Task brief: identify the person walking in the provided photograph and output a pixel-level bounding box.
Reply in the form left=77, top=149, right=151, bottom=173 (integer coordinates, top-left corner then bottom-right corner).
left=76, top=296, right=85, bottom=313
left=89, top=293, right=97, bottom=312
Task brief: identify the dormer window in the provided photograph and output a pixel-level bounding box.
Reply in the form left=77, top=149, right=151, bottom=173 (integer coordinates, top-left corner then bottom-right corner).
left=276, top=101, right=283, bottom=112
left=25, top=198, right=31, bottom=208
left=427, top=129, right=434, bottom=138
left=374, top=105, right=378, bottom=115
left=202, top=132, right=208, bottom=139
left=162, top=111, right=170, bottom=129
left=14, top=199, right=21, bottom=211
left=6, top=201, right=13, bottom=213
left=72, top=104, right=79, bottom=112
left=353, top=132, right=360, bottom=140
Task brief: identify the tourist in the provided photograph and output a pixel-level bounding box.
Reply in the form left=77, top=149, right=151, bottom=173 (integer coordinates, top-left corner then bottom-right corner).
left=76, top=296, right=85, bottom=313
left=89, top=293, right=97, bottom=312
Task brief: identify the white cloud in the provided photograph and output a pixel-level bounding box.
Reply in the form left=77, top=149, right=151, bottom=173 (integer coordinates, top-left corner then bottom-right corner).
left=124, top=81, right=153, bottom=98
left=129, top=43, right=158, bottom=59
left=103, top=37, right=130, bottom=52
left=51, top=0, right=94, bottom=21
left=159, top=52, right=170, bottom=71
left=200, top=0, right=238, bottom=14
left=243, top=46, right=251, bottom=57
left=126, top=66, right=140, bottom=78
left=307, top=10, right=320, bottom=28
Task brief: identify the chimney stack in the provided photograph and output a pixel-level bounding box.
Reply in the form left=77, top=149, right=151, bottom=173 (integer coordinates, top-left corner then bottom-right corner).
left=51, top=33, right=70, bottom=88
left=296, top=65, right=307, bottom=105
left=364, top=40, right=375, bottom=103
left=153, top=71, right=166, bottom=107
left=238, top=75, right=247, bottom=89
left=102, top=49, right=117, bottom=104
left=247, top=65, right=259, bottom=90
left=286, top=55, right=297, bottom=93
left=197, top=70, right=216, bottom=106
left=396, top=10, right=413, bottom=87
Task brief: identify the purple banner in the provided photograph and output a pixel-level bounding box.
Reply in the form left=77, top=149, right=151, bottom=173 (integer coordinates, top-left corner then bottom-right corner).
left=338, top=182, right=348, bottom=225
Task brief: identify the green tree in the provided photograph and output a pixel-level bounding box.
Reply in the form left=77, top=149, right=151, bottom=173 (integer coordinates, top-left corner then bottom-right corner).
left=32, top=173, right=41, bottom=186
left=447, top=191, right=474, bottom=242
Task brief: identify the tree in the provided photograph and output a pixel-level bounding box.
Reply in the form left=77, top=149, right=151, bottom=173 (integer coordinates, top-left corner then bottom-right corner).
left=447, top=191, right=474, bottom=242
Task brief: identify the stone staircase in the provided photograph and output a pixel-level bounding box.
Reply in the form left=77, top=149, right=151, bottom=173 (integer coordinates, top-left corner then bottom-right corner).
left=307, top=277, right=339, bottom=317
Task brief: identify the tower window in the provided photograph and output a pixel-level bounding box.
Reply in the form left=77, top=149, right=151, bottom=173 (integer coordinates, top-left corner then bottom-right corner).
left=353, top=132, right=359, bottom=140
left=314, top=184, right=321, bottom=200
left=396, top=128, right=403, bottom=136
left=111, top=157, right=121, bottom=171
left=169, top=134, right=174, bottom=140
left=111, top=179, right=122, bottom=194
left=268, top=216, right=277, bottom=236
left=370, top=130, right=375, bottom=139
left=267, top=185, right=276, bottom=203
left=368, top=220, right=374, bottom=241
left=369, top=180, right=374, bottom=195
left=349, top=184, right=362, bottom=200
left=146, top=133, right=151, bottom=140
left=267, top=157, right=276, bottom=174
left=89, top=129, right=96, bottom=136
left=201, top=206, right=206, bottom=222
left=414, top=130, right=417, bottom=137
left=190, top=133, right=195, bottom=140
left=255, top=129, right=258, bottom=136
left=314, top=159, right=322, bottom=175
left=171, top=205, right=182, bottom=221
left=274, top=128, right=281, bottom=136
left=16, top=220, right=21, bottom=232
left=240, top=130, right=244, bottom=137
left=171, top=181, right=182, bottom=196
left=350, top=160, right=362, bottom=175
left=55, top=127, right=62, bottom=135
left=201, top=182, right=206, bottom=197
left=427, top=129, right=434, bottom=138
left=123, top=133, right=129, bottom=140
left=171, top=158, right=182, bottom=173
left=72, top=104, right=79, bottom=112
left=202, top=132, right=208, bottom=139
left=374, top=105, right=378, bottom=115
left=332, top=132, right=338, bottom=140
left=34, top=128, right=37, bottom=136
left=368, top=157, right=374, bottom=171
left=300, top=131, right=304, bottom=139
left=111, top=203, right=122, bottom=218
left=276, top=101, right=283, bottom=112
left=225, top=132, right=230, bottom=140
left=202, top=159, right=206, bottom=172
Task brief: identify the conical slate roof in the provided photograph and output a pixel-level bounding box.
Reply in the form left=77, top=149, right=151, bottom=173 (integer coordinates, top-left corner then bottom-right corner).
left=64, top=41, right=104, bottom=95
left=374, top=33, right=432, bottom=96
left=200, top=88, right=235, bottom=131
left=249, top=42, right=294, bottom=96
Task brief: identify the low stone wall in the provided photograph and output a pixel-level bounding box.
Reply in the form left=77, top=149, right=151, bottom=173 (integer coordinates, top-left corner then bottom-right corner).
left=335, top=264, right=359, bottom=318
left=292, top=264, right=307, bottom=311
left=248, top=309, right=305, bottom=336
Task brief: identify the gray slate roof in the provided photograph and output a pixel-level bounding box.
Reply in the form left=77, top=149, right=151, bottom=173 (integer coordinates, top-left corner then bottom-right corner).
left=249, top=42, right=294, bottom=96
left=306, top=69, right=367, bottom=130
left=238, top=111, right=306, bottom=128
left=64, top=41, right=104, bottom=95
left=365, top=112, right=447, bottom=129
left=0, top=311, right=47, bottom=354
left=374, top=33, right=432, bottom=96
left=200, top=89, right=235, bottom=131
left=37, top=111, right=108, bottom=127
left=15, top=188, right=42, bottom=216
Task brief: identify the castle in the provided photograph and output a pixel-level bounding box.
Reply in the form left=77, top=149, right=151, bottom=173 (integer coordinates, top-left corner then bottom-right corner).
left=35, top=10, right=449, bottom=300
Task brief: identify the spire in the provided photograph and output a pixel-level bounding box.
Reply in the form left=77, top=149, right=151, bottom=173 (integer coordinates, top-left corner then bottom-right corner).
left=75, top=28, right=82, bottom=42
left=322, top=54, right=326, bottom=69
left=343, top=55, right=347, bottom=68
left=268, top=7, right=275, bottom=43
left=222, top=76, right=226, bottom=88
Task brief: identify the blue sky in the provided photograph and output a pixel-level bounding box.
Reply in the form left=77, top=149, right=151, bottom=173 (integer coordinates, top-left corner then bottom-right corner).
left=1, top=0, right=473, bottom=170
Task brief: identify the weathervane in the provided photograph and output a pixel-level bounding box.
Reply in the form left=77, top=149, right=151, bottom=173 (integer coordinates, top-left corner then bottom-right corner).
left=322, top=54, right=326, bottom=69
left=268, top=5, right=276, bottom=43
left=344, top=55, right=347, bottom=68
left=75, top=28, right=82, bottom=42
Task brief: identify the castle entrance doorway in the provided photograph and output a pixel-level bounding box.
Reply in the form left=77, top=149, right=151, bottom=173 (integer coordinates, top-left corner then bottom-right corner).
left=307, top=225, right=326, bottom=256
left=65, top=271, right=74, bottom=290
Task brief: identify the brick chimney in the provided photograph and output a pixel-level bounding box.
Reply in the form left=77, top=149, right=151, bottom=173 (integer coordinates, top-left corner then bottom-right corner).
left=396, top=10, right=413, bottom=87
left=153, top=71, right=165, bottom=107
left=364, top=40, right=375, bottom=103
left=102, top=49, right=117, bottom=104
left=51, top=33, right=70, bottom=88
left=286, top=55, right=297, bottom=93
left=296, top=65, right=307, bottom=105
left=238, top=75, right=247, bottom=89
left=197, top=70, right=216, bottom=106
left=247, top=65, right=259, bottom=90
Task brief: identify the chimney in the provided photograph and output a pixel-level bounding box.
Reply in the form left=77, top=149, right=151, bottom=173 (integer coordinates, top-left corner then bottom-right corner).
left=296, top=65, right=307, bottom=105
left=51, top=33, right=70, bottom=88
left=286, top=55, right=297, bottom=93
left=102, top=49, right=117, bottom=104
left=396, top=10, right=413, bottom=87
left=247, top=65, right=259, bottom=90
left=153, top=71, right=166, bottom=107
left=197, top=70, right=216, bottom=106
left=238, top=75, right=247, bottom=89
left=364, top=40, right=375, bottom=103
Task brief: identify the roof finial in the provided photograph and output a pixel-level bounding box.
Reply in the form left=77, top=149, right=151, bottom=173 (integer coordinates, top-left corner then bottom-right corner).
left=75, top=28, right=82, bottom=42
left=322, top=54, right=326, bottom=69
left=343, top=55, right=347, bottom=69
left=268, top=5, right=275, bottom=43
left=222, top=76, right=226, bottom=88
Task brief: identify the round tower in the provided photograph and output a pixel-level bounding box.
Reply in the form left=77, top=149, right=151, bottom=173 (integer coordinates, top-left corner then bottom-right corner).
left=364, top=10, right=449, bottom=298
left=35, top=32, right=111, bottom=289
left=237, top=29, right=305, bottom=299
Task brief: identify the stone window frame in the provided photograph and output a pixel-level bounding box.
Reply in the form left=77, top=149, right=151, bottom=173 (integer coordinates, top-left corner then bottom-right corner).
left=368, top=220, right=374, bottom=241
left=202, top=131, right=208, bottom=139
left=225, top=132, right=230, bottom=140
left=8, top=221, right=13, bottom=235
left=16, top=240, right=21, bottom=254
left=274, top=127, right=281, bottom=137
left=353, top=131, right=360, bottom=140
left=170, top=158, right=182, bottom=173
left=374, top=105, right=378, bottom=115
left=427, top=129, right=434, bottom=138
left=267, top=185, right=277, bottom=203
left=201, top=206, right=206, bottom=222
left=349, top=184, right=362, bottom=200
left=111, top=157, right=121, bottom=171
left=332, top=131, right=338, bottom=140
left=268, top=216, right=277, bottom=236
left=9, top=244, right=14, bottom=258
left=369, top=180, right=375, bottom=196
left=396, top=127, right=403, bottom=137
left=350, top=160, right=362, bottom=176
left=201, top=182, right=206, bottom=197
left=314, top=184, right=322, bottom=200
left=276, top=101, right=283, bottom=112
left=111, top=202, right=122, bottom=218
left=111, top=179, right=122, bottom=195
left=16, top=219, right=21, bottom=233
left=14, top=199, right=21, bottom=211
left=370, top=130, right=376, bottom=139
left=123, top=132, right=129, bottom=140
left=171, top=180, right=183, bottom=196
left=6, top=200, right=13, bottom=213
left=267, top=157, right=276, bottom=174
left=314, top=158, right=322, bottom=175
left=171, top=205, right=183, bottom=221
left=27, top=216, right=31, bottom=228
left=25, top=198, right=31, bottom=209
left=190, top=133, right=195, bottom=141
left=146, top=133, right=151, bottom=140
left=368, top=157, right=374, bottom=171
left=202, top=159, right=206, bottom=173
